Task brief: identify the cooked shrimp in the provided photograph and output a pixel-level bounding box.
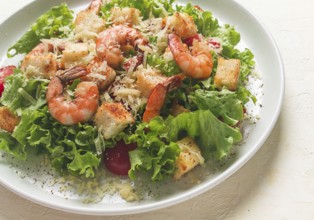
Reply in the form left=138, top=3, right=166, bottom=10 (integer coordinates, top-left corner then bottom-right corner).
left=21, top=42, right=57, bottom=79
left=84, top=58, right=116, bottom=91
left=109, top=7, right=141, bottom=27
left=163, top=12, right=198, bottom=39
left=168, top=33, right=213, bottom=79
left=96, top=25, right=149, bottom=69
left=46, top=66, right=99, bottom=125
left=143, top=74, right=185, bottom=122
left=74, top=0, right=105, bottom=40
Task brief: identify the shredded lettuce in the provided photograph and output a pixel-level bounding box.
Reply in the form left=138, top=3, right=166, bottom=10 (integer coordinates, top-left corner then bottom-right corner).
left=7, top=3, right=74, bottom=57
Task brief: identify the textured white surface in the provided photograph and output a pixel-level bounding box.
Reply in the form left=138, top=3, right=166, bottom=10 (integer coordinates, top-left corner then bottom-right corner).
left=0, top=0, right=313, bottom=219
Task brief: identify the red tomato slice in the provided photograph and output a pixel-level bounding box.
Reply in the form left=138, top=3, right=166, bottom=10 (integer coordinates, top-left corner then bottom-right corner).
left=104, top=141, right=137, bottom=176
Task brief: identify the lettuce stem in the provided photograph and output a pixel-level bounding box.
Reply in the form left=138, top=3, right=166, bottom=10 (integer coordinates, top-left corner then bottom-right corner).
left=18, top=88, right=37, bottom=105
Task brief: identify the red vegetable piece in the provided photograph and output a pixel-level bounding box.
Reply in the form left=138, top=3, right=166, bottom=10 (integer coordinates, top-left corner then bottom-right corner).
left=0, top=65, right=15, bottom=96
left=104, top=141, right=137, bottom=176
left=207, top=39, right=221, bottom=49
left=183, top=34, right=201, bottom=47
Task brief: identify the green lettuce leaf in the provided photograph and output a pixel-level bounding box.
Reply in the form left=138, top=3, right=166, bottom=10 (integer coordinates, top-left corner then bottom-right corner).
left=189, top=89, right=244, bottom=126
left=68, top=151, right=101, bottom=178
left=176, top=3, right=219, bottom=37
left=126, top=117, right=180, bottom=181
left=0, top=70, right=102, bottom=178
left=12, top=106, right=102, bottom=178
left=7, top=3, right=74, bottom=57
left=147, top=54, right=181, bottom=76
left=213, top=24, right=240, bottom=47
left=221, top=47, right=255, bottom=83
left=0, top=71, right=48, bottom=114
left=101, top=0, right=175, bottom=20
left=0, top=130, right=26, bottom=160
left=166, top=110, right=242, bottom=160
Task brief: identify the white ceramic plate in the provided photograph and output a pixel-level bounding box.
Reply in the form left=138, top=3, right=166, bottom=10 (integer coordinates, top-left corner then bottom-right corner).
left=0, top=0, right=284, bottom=216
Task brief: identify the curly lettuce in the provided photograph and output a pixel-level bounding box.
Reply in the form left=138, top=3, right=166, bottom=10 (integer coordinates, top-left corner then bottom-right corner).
left=126, top=107, right=242, bottom=181
left=101, top=0, right=175, bottom=20
left=7, top=3, right=74, bottom=57
left=147, top=54, right=181, bottom=76
left=0, top=72, right=102, bottom=178
left=126, top=117, right=180, bottom=181
left=176, top=3, right=219, bottom=37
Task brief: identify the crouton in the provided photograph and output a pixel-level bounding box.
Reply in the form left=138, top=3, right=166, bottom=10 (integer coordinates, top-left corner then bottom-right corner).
left=60, top=42, right=91, bottom=69
left=94, top=102, right=134, bottom=139
left=0, top=107, right=20, bottom=133
left=214, top=57, right=241, bottom=91
left=136, top=68, right=167, bottom=98
left=174, top=137, right=204, bottom=180
left=110, top=7, right=141, bottom=26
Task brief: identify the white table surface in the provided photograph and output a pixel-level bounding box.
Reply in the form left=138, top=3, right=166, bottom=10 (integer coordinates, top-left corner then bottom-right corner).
left=0, top=0, right=313, bottom=219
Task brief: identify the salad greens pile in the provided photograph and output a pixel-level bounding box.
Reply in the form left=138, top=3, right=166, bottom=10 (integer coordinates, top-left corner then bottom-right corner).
left=0, top=0, right=256, bottom=182
left=7, top=3, right=74, bottom=58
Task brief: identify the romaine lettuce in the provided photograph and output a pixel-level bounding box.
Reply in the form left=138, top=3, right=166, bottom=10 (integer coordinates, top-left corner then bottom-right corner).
left=166, top=110, right=242, bottom=160
left=0, top=70, right=48, bottom=114
left=0, top=130, right=26, bottom=160
left=189, top=89, right=244, bottom=126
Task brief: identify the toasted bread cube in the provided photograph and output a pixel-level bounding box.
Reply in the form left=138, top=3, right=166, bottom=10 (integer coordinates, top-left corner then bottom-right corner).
left=0, top=107, right=20, bottom=133
left=214, top=57, right=241, bottom=91
left=60, top=42, right=90, bottom=69
left=136, top=69, right=167, bottom=98
left=94, top=102, right=134, bottom=139
left=174, top=137, right=204, bottom=180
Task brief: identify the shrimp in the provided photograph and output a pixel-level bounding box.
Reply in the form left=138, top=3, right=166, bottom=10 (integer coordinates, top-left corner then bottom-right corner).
left=74, top=0, right=105, bottom=40
left=163, top=12, right=198, bottom=39
left=46, top=66, right=99, bottom=125
left=96, top=25, right=149, bottom=69
left=168, top=33, right=213, bottom=79
left=143, top=74, right=185, bottom=122
left=21, top=42, right=57, bottom=79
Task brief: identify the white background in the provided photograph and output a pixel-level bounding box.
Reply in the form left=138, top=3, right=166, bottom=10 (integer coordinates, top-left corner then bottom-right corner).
left=0, top=0, right=313, bottom=219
